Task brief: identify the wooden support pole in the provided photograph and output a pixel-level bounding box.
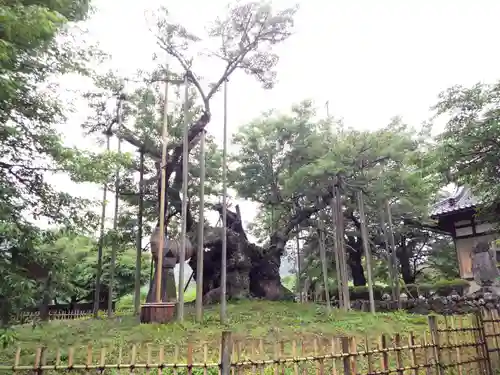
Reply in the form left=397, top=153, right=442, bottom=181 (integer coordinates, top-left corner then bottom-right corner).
left=386, top=199, right=401, bottom=308
left=220, top=79, right=228, bottom=324
left=195, top=130, right=206, bottom=322
left=134, top=149, right=145, bottom=315
left=93, top=131, right=111, bottom=318
left=295, top=224, right=302, bottom=302
left=177, top=72, right=190, bottom=322
left=155, top=66, right=169, bottom=303
left=335, top=183, right=350, bottom=310
left=379, top=209, right=395, bottom=298
left=317, top=212, right=331, bottom=311
left=330, top=194, right=344, bottom=309
left=108, top=95, right=124, bottom=318
left=357, top=190, right=375, bottom=313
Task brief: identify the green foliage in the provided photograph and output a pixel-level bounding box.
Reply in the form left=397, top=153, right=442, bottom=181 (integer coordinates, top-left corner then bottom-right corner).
left=46, top=231, right=151, bottom=304
left=433, top=81, right=500, bottom=208
left=230, top=101, right=442, bottom=287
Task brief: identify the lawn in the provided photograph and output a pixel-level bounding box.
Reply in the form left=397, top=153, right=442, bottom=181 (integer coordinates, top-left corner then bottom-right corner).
left=1, top=300, right=434, bottom=371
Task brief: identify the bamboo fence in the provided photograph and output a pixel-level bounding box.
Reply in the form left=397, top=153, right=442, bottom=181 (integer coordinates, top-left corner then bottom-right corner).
left=3, top=310, right=500, bottom=374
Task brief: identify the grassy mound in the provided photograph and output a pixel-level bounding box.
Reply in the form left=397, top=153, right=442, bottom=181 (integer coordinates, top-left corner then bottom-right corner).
left=1, top=301, right=432, bottom=367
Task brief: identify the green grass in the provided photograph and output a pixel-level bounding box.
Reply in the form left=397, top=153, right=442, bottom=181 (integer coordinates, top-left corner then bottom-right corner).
left=2, top=301, right=485, bottom=375
left=2, top=301, right=429, bottom=362
left=115, top=286, right=197, bottom=312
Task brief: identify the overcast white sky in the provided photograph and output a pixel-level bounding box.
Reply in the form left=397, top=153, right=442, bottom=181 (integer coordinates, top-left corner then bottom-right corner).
left=51, top=0, right=500, bottom=277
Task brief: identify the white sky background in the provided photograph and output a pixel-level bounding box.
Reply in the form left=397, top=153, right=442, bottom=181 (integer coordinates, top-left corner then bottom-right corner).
left=50, top=0, right=500, bottom=280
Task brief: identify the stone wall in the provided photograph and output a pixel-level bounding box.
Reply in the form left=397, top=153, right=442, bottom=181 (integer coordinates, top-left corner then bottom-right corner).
left=344, top=290, right=500, bottom=315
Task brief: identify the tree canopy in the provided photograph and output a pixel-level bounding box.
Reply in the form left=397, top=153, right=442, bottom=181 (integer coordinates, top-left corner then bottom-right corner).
left=0, top=0, right=494, bottom=325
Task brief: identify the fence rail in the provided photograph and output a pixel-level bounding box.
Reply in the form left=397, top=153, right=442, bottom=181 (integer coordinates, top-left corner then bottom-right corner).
left=3, top=310, right=500, bottom=374
left=14, top=310, right=95, bottom=324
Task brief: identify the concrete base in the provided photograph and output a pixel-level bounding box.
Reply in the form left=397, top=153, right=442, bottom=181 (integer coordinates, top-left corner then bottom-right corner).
left=140, top=302, right=176, bottom=324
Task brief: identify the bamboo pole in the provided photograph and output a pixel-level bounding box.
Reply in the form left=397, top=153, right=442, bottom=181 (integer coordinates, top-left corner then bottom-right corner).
left=93, top=130, right=111, bottom=318
left=155, top=66, right=170, bottom=303
left=108, top=95, right=124, bottom=317
left=220, top=79, right=228, bottom=324
left=195, top=130, right=206, bottom=322
left=134, top=149, right=144, bottom=315
left=177, top=72, right=190, bottom=322
left=356, top=190, right=375, bottom=313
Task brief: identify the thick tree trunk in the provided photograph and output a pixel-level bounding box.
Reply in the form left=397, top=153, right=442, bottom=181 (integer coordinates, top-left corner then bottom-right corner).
left=347, top=250, right=366, bottom=286
left=187, top=207, right=293, bottom=304
left=399, top=248, right=416, bottom=284
left=39, top=274, right=52, bottom=322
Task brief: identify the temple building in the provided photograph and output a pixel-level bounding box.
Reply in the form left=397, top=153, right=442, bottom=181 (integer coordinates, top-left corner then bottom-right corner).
left=429, top=186, right=499, bottom=292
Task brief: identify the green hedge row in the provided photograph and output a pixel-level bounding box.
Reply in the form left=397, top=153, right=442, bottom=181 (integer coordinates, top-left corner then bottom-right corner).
left=323, top=279, right=470, bottom=300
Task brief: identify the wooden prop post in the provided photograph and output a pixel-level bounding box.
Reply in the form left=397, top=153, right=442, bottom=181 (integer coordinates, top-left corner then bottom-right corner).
left=357, top=190, right=375, bottom=313
left=330, top=195, right=343, bottom=309
left=93, top=128, right=111, bottom=318
left=317, top=200, right=331, bottom=311
left=386, top=199, right=401, bottom=308
left=134, top=148, right=144, bottom=315
left=220, top=79, right=228, bottom=324
left=141, top=65, right=176, bottom=323
left=195, top=130, right=206, bottom=322
left=108, top=94, right=124, bottom=318
left=332, top=180, right=350, bottom=310
left=295, top=222, right=302, bottom=302
left=177, top=71, right=190, bottom=322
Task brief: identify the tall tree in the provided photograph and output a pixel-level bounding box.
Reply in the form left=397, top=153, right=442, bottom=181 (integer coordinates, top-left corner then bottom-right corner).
left=433, top=81, right=500, bottom=209
left=82, top=1, right=298, bottom=302
left=231, top=108, right=440, bottom=291
left=0, top=0, right=120, bottom=323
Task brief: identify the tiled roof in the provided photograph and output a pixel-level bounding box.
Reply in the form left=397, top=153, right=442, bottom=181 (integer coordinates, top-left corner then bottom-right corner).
left=430, top=186, right=478, bottom=218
